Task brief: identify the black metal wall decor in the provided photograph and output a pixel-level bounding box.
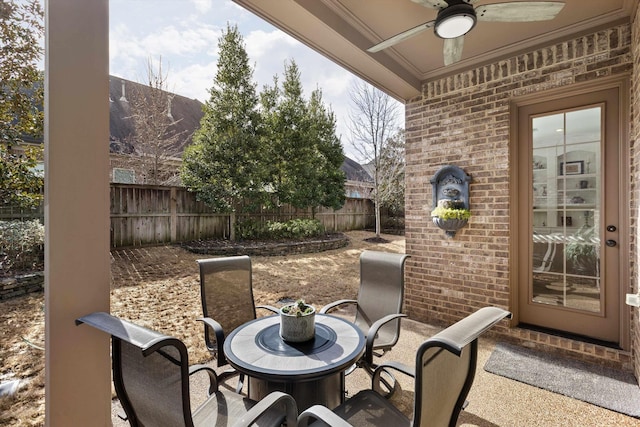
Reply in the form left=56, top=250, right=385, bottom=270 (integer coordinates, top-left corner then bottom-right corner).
left=430, top=165, right=472, bottom=237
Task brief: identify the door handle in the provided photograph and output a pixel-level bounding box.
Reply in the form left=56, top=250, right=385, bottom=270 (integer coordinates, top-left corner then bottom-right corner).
left=607, top=225, right=617, bottom=232
left=606, top=239, right=617, bottom=247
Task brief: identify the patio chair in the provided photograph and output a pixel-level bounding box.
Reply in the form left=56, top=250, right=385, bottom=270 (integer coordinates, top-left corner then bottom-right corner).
left=75, top=312, right=297, bottom=427
left=297, top=306, right=512, bottom=427
left=319, top=250, right=409, bottom=390
left=533, top=233, right=558, bottom=273
left=197, top=255, right=278, bottom=390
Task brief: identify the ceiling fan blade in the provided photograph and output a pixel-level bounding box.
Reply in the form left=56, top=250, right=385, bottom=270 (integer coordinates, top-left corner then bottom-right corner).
left=476, top=2, right=565, bottom=22
left=411, top=0, right=482, bottom=9
left=443, top=36, right=464, bottom=65
left=410, top=0, right=448, bottom=10
left=368, top=20, right=435, bottom=53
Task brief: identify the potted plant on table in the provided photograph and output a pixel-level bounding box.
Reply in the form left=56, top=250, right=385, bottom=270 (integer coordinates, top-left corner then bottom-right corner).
left=431, top=199, right=471, bottom=237
left=279, top=299, right=316, bottom=342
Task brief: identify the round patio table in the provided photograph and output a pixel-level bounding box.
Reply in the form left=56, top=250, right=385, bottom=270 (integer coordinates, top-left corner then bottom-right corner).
left=223, top=314, right=365, bottom=411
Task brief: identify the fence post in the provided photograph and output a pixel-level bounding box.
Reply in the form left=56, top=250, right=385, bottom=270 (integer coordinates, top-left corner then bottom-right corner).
left=230, top=211, right=236, bottom=241
left=170, top=187, right=177, bottom=243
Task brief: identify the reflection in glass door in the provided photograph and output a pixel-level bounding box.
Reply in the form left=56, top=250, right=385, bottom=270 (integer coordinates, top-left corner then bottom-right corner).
left=531, top=108, right=601, bottom=313
left=518, top=85, right=622, bottom=344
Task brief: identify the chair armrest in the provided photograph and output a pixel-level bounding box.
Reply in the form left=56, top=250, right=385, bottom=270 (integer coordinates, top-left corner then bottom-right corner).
left=256, top=305, right=279, bottom=314
left=197, top=317, right=227, bottom=365
left=298, top=405, right=353, bottom=427
left=372, top=361, right=415, bottom=394
left=188, top=364, right=218, bottom=395
left=319, top=299, right=357, bottom=314
left=232, top=391, right=298, bottom=427
left=363, top=313, right=407, bottom=365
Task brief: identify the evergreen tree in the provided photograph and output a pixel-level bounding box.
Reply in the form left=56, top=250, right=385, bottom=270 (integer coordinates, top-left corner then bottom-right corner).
left=262, top=60, right=345, bottom=215
left=262, top=61, right=307, bottom=208
left=301, top=88, right=345, bottom=214
left=0, top=0, right=44, bottom=209
left=258, top=76, right=282, bottom=207
left=377, top=129, right=405, bottom=214
left=181, top=24, right=266, bottom=224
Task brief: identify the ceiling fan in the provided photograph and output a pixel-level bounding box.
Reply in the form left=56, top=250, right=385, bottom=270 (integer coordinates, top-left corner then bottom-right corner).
left=367, top=0, right=566, bottom=65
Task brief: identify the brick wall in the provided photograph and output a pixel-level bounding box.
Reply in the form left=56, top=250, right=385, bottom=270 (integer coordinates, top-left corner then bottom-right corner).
left=631, top=5, right=640, bottom=382
left=405, top=23, right=634, bottom=369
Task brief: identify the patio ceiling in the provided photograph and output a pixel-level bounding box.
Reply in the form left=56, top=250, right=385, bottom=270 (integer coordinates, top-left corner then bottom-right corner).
left=232, top=0, right=639, bottom=101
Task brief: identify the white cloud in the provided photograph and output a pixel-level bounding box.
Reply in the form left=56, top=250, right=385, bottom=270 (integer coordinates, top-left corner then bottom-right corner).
left=244, top=30, right=300, bottom=58
left=171, top=62, right=218, bottom=102
left=111, top=23, right=220, bottom=60
left=190, top=0, right=213, bottom=14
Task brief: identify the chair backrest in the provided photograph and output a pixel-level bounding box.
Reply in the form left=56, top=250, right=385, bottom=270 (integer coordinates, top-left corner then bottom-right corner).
left=76, top=312, right=194, bottom=427
left=354, top=250, right=409, bottom=349
left=412, top=307, right=512, bottom=427
left=197, top=256, right=258, bottom=353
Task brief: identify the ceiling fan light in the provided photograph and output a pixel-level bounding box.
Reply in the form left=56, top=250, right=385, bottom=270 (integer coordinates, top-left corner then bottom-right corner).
left=435, top=14, right=475, bottom=38
left=434, top=3, right=477, bottom=39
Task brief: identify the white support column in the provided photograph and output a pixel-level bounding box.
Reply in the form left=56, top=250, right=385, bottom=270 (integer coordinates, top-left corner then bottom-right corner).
left=45, top=1, right=111, bottom=425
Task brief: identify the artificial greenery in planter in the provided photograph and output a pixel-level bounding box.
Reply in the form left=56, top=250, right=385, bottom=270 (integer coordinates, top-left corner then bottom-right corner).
left=279, top=299, right=316, bottom=342
left=431, top=199, right=471, bottom=237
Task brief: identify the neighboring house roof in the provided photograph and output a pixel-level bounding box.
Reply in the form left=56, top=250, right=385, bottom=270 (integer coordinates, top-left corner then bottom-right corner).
left=108, top=76, right=205, bottom=155
left=361, top=162, right=375, bottom=180
left=341, top=156, right=372, bottom=183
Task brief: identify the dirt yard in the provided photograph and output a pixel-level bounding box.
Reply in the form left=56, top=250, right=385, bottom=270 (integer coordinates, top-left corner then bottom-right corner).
left=0, top=230, right=405, bottom=426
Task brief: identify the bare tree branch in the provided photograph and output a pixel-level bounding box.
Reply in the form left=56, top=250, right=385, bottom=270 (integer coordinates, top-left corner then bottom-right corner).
left=125, top=57, right=186, bottom=185
left=348, top=80, right=404, bottom=236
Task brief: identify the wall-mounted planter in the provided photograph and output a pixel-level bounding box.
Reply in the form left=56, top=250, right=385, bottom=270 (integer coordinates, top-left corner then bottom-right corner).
left=430, top=166, right=472, bottom=237
left=431, top=217, right=468, bottom=238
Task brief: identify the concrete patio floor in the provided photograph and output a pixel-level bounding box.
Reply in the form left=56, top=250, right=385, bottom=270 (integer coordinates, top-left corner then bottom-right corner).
left=111, top=313, right=639, bottom=426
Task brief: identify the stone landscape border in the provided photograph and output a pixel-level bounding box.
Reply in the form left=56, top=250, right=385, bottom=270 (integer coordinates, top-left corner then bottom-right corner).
left=1, top=272, right=44, bottom=301
left=182, top=233, right=350, bottom=257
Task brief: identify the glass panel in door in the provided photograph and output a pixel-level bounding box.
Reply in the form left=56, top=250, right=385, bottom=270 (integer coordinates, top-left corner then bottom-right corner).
left=531, top=107, right=601, bottom=313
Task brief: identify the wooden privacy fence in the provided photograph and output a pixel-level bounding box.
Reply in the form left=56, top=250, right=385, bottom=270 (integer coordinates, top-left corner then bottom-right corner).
left=110, top=184, right=375, bottom=247
left=0, top=205, right=44, bottom=221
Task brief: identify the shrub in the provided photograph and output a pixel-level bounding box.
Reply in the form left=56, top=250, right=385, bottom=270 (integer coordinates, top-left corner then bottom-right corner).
left=235, top=218, right=325, bottom=240
left=382, top=216, right=405, bottom=229
left=0, top=220, right=44, bottom=275
left=264, top=220, right=287, bottom=239
left=275, top=218, right=324, bottom=239
left=234, top=218, right=263, bottom=240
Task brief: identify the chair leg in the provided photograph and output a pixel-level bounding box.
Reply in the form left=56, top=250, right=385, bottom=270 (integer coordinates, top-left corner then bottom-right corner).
left=373, top=367, right=398, bottom=399
left=359, top=361, right=398, bottom=399
left=117, top=409, right=128, bottom=421
left=236, top=373, right=245, bottom=394
left=216, top=368, right=245, bottom=394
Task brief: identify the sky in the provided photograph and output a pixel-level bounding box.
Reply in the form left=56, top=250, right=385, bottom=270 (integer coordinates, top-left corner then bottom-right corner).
left=108, top=0, right=402, bottom=161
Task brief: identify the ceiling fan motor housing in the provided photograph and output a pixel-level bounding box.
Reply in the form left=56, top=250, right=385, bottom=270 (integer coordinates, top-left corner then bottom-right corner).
left=435, top=1, right=477, bottom=39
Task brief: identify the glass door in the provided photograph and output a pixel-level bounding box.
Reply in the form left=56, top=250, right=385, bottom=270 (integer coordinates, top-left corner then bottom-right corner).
left=531, top=108, right=601, bottom=312
left=517, top=87, right=622, bottom=344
